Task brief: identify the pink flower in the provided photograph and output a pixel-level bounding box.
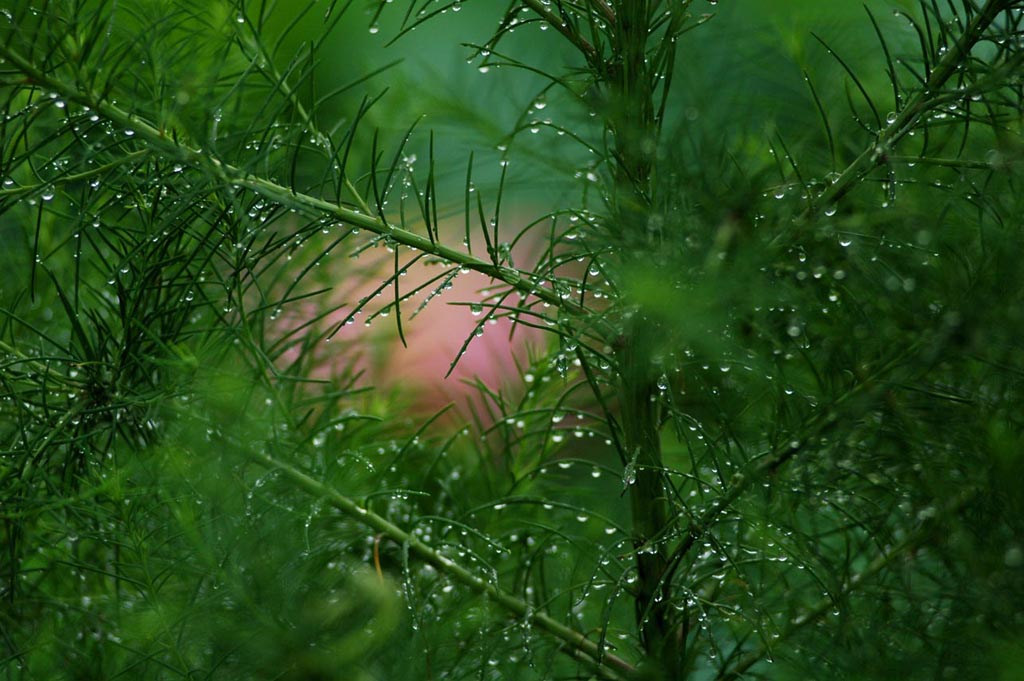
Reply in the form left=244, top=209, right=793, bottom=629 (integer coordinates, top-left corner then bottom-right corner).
left=278, top=227, right=548, bottom=418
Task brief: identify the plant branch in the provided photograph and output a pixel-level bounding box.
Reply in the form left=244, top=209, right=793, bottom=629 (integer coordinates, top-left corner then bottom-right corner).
left=243, top=447, right=639, bottom=681
left=521, top=0, right=601, bottom=64
left=715, top=487, right=980, bottom=680
left=661, top=341, right=924, bottom=585
left=231, top=21, right=374, bottom=216
left=0, top=149, right=151, bottom=200
left=0, top=43, right=597, bottom=331
left=799, top=0, right=1015, bottom=222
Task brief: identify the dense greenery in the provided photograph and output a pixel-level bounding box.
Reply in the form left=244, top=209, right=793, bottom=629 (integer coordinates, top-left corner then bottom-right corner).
left=2, top=1, right=1023, bottom=679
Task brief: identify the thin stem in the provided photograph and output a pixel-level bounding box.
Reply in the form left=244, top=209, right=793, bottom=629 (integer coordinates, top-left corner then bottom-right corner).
left=233, top=21, right=375, bottom=216
left=661, top=341, right=922, bottom=585
left=244, top=447, right=639, bottom=681
left=800, top=0, right=1013, bottom=222
left=0, top=43, right=596, bottom=329
left=715, top=487, right=979, bottom=680
left=521, top=0, right=601, bottom=64
left=0, top=149, right=150, bottom=200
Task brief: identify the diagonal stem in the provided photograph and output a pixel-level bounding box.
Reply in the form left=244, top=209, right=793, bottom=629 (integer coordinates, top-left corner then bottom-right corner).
left=244, top=447, right=639, bottom=680
left=660, top=342, right=923, bottom=586
left=521, top=0, right=601, bottom=64
left=0, top=43, right=599, bottom=331
left=794, top=0, right=1015, bottom=225
left=715, top=488, right=979, bottom=680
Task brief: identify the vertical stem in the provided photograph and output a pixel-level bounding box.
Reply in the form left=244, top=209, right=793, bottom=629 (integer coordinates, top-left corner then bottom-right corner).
left=607, top=2, right=680, bottom=677
left=620, top=314, right=677, bottom=675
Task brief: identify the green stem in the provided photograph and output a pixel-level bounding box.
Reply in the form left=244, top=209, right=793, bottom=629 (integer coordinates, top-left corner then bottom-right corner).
left=232, top=22, right=374, bottom=217
left=716, top=487, right=978, bottom=680
left=0, top=43, right=591, bottom=325
left=244, top=447, right=638, bottom=680
left=521, top=0, right=601, bottom=64
left=797, top=0, right=1013, bottom=224
left=619, top=315, right=676, bottom=673
left=0, top=149, right=150, bottom=200
left=606, top=2, right=679, bottom=676
left=660, top=341, right=922, bottom=586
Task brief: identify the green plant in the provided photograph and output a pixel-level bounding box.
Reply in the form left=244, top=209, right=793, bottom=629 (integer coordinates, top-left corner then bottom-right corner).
left=2, top=1, right=1023, bottom=680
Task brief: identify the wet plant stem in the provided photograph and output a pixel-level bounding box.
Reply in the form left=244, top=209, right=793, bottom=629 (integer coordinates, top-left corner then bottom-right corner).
left=0, top=43, right=591, bottom=326
left=243, top=446, right=638, bottom=681
left=715, top=487, right=979, bottom=680
left=606, top=2, right=679, bottom=677
left=792, top=0, right=1014, bottom=227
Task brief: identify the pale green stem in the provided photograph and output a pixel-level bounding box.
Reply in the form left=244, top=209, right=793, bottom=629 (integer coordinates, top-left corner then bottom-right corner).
left=245, top=447, right=638, bottom=680
left=0, top=149, right=150, bottom=199
left=0, top=44, right=588, bottom=322
left=232, top=22, right=374, bottom=216
left=521, top=0, right=600, bottom=63
left=799, top=0, right=1014, bottom=223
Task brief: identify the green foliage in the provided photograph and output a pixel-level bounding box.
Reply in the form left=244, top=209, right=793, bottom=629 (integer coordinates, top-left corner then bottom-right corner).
left=2, top=1, right=1023, bottom=680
